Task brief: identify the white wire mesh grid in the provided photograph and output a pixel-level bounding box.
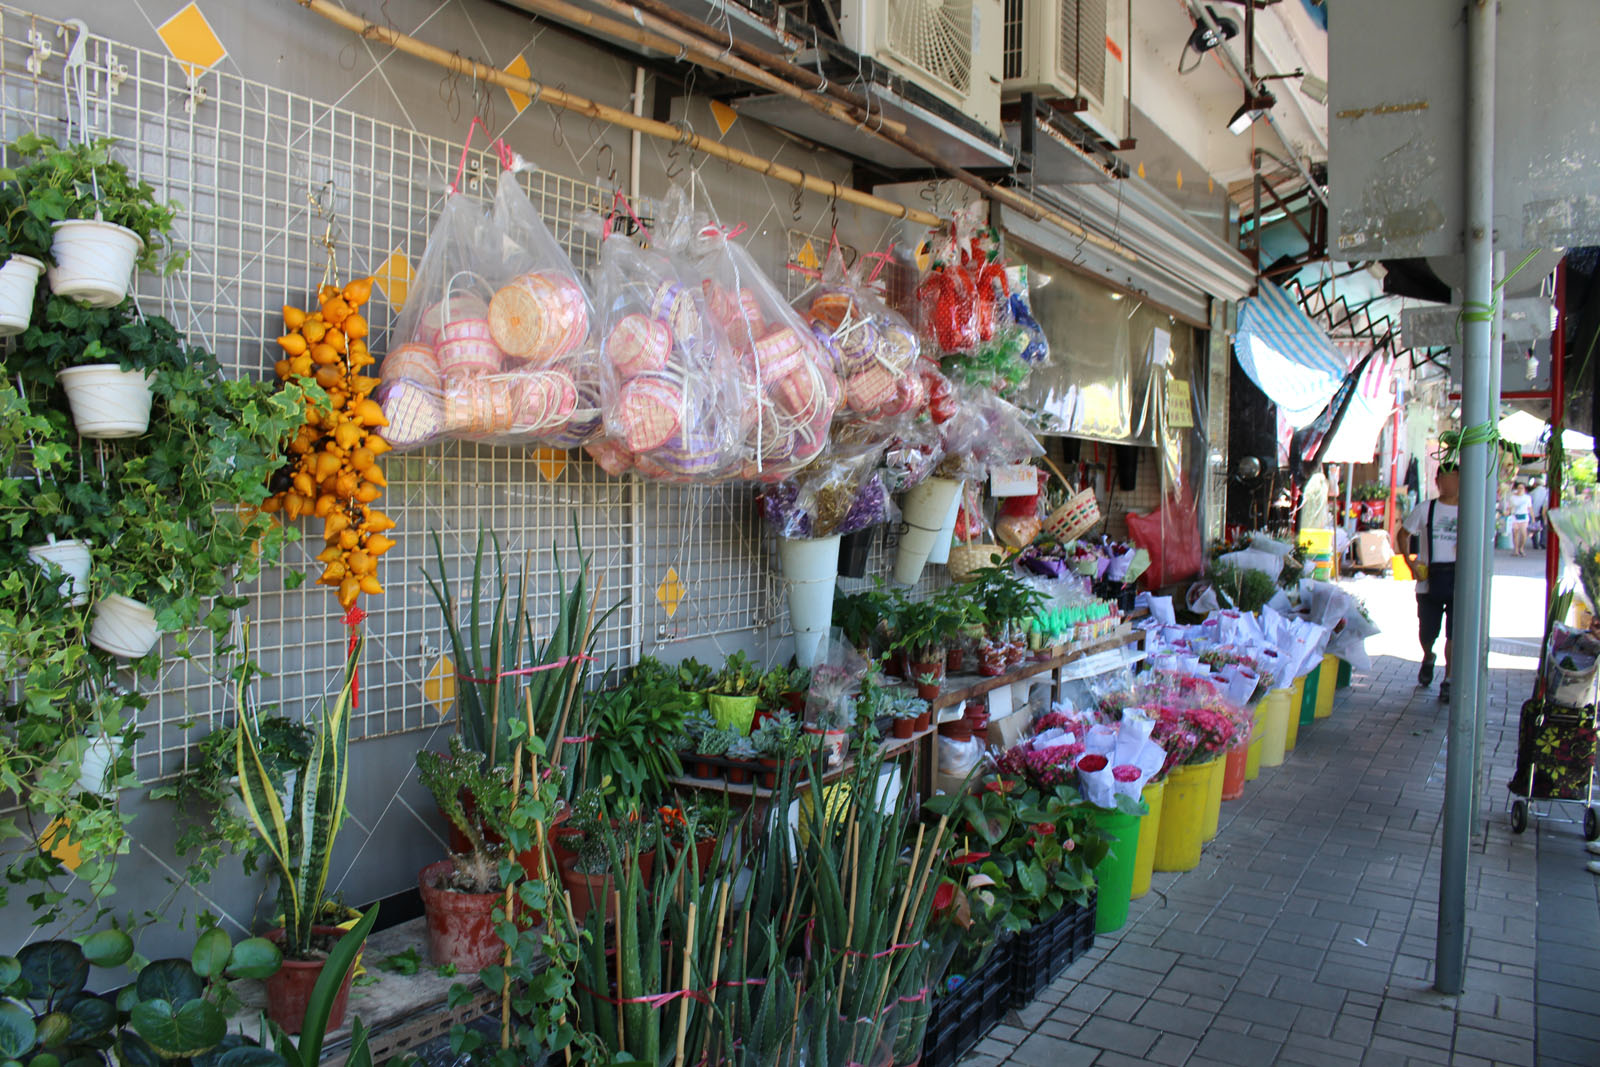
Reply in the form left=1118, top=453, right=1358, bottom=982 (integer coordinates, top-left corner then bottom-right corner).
left=0, top=7, right=785, bottom=781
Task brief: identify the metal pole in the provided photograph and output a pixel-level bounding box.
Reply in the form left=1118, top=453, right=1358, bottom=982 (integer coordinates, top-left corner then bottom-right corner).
left=1436, top=0, right=1497, bottom=997
left=1472, top=250, right=1506, bottom=825
left=1548, top=260, right=1567, bottom=600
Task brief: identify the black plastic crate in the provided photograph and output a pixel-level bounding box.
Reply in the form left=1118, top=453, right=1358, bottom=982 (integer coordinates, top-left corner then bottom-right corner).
left=1007, top=894, right=1097, bottom=1008
left=922, top=935, right=1015, bottom=1067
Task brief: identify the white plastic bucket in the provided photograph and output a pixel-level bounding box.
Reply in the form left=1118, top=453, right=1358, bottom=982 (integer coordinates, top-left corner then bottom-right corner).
left=777, top=534, right=841, bottom=669
left=0, top=254, right=44, bottom=335
left=48, top=219, right=143, bottom=308
left=57, top=364, right=154, bottom=439
left=926, top=480, right=965, bottom=566
left=90, top=593, right=160, bottom=658
left=27, top=537, right=92, bottom=606
left=894, top=477, right=961, bottom=585
left=73, top=732, right=126, bottom=797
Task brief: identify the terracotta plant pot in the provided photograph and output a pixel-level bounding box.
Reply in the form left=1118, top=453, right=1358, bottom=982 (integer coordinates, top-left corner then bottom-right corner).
left=914, top=709, right=931, bottom=732
left=446, top=797, right=559, bottom=885
left=938, top=720, right=973, bottom=744
left=892, top=717, right=915, bottom=740
left=419, top=859, right=506, bottom=972
left=757, top=756, right=783, bottom=789
left=783, top=690, right=807, bottom=714
left=916, top=682, right=940, bottom=701
left=559, top=864, right=614, bottom=927
left=692, top=757, right=717, bottom=779
left=727, top=763, right=752, bottom=785
left=945, top=647, right=965, bottom=674
left=264, top=925, right=357, bottom=1034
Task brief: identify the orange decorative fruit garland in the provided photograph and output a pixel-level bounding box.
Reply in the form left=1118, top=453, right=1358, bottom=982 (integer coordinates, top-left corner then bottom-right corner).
left=264, top=276, right=396, bottom=608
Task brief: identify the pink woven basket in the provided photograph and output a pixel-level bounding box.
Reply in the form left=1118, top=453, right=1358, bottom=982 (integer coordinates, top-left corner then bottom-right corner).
left=1044, top=487, right=1101, bottom=543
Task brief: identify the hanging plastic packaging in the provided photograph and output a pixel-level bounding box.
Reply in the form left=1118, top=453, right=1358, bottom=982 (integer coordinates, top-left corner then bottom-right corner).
left=591, top=189, right=744, bottom=482
left=798, top=247, right=924, bottom=430
left=693, top=218, right=839, bottom=482
left=377, top=143, right=599, bottom=450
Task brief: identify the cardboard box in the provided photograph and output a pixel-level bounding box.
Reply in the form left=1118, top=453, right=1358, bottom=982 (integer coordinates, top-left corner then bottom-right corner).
left=1355, top=530, right=1393, bottom=568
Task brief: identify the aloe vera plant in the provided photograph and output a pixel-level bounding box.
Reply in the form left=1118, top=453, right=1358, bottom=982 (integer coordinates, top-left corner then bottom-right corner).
left=236, top=634, right=360, bottom=958
left=423, top=527, right=616, bottom=775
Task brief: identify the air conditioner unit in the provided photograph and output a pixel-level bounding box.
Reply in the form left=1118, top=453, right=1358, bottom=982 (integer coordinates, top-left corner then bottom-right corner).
left=838, top=0, right=1004, bottom=134
left=1001, top=0, right=1129, bottom=147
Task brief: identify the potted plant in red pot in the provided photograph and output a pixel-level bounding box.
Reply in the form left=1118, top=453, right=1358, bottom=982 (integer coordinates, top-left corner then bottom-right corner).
left=235, top=638, right=367, bottom=1034
left=557, top=789, right=653, bottom=927
left=416, top=736, right=533, bottom=973
left=693, top=723, right=737, bottom=780
left=726, top=735, right=760, bottom=784
left=889, top=701, right=919, bottom=740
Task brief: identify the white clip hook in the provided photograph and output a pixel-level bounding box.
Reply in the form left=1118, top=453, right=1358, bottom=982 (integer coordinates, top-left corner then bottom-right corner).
left=24, top=27, right=52, bottom=76
left=104, top=46, right=128, bottom=96
left=59, top=19, right=89, bottom=143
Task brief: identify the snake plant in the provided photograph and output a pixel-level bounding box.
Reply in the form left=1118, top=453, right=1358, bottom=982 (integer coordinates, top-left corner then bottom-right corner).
left=236, top=634, right=360, bottom=958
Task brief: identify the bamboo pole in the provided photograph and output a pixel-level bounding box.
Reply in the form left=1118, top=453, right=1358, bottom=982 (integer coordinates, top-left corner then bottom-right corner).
left=675, top=902, right=697, bottom=1065
left=514, top=0, right=1142, bottom=264
left=506, top=0, right=909, bottom=138
left=295, top=0, right=939, bottom=228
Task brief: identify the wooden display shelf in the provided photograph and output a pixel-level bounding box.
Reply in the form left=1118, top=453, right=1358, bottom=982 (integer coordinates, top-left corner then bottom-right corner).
left=929, top=624, right=1144, bottom=712
left=668, top=724, right=936, bottom=799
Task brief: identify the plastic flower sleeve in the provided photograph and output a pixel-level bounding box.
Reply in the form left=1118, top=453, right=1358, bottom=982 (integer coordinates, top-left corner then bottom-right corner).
left=693, top=220, right=838, bottom=483
left=592, top=189, right=742, bottom=483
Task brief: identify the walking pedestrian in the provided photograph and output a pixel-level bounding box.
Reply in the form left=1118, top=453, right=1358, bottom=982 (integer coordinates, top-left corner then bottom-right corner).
left=1398, top=463, right=1459, bottom=703
left=1529, top=476, right=1549, bottom=549
left=1507, top=481, right=1533, bottom=557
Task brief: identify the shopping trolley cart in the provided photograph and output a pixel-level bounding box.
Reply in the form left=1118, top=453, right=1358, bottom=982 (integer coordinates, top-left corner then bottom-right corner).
left=1506, top=622, right=1599, bottom=838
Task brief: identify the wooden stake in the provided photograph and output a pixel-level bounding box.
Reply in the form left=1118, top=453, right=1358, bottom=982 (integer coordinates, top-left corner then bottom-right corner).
left=675, top=902, right=697, bottom=1065
left=615, top=889, right=626, bottom=1053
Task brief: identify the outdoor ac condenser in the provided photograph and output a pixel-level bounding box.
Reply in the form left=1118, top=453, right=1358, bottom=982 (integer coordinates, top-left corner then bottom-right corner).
left=837, top=0, right=1005, bottom=133
left=1000, top=0, right=1130, bottom=147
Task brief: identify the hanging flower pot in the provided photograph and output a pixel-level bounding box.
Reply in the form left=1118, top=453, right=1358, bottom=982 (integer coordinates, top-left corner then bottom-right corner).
left=418, top=859, right=506, bottom=972
left=0, top=254, right=44, bottom=335
left=776, top=533, right=841, bottom=670
left=48, top=219, right=144, bottom=308
left=89, top=593, right=160, bottom=658
left=63, top=730, right=125, bottom=798
left=27, top=536, right=92, bottom=606
left=56, top=365, right=154, bottom=439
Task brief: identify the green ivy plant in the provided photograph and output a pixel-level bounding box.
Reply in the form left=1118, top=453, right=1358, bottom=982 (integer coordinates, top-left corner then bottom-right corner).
left=0, top=133, right=183, bottom=274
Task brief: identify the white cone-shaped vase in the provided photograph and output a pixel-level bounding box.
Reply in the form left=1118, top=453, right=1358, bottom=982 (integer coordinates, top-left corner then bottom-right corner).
left=894, top=477, right=961, bottom=585
left=777, top=534, right=840, bottom=669
left=926, top=480, right=965, bottom=565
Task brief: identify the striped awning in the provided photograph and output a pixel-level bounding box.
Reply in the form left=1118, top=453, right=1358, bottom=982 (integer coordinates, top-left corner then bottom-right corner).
left=1323, top=347, right=1398, bottom=464
left=1234, top=282, right=1346, bottom=429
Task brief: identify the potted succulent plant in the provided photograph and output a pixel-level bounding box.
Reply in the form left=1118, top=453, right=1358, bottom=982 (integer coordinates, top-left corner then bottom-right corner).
left=751, top=711, right=813, bottom=788
left=726, top=735, right=759, bottom=785
left=707, top=651, right=763, bottom=735
left=235, top=636, right=365, bottom=1034
left=0, top=133, right=181, bottom=307
left=913, top=669, right=943, bottom=703
left=557, top=789, right=653, bottom=927
left=888, top=701, right=919, bottom=740
left=416, top=736, right=529, bottom=972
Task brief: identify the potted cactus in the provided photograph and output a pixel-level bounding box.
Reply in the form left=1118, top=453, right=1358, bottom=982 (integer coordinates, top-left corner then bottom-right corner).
left=751, top=711, right=814, bottom=788
left=726, top=735, right=759, bottom=785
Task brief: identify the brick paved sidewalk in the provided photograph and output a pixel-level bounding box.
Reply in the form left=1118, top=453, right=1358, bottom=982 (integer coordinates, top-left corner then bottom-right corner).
left=965, top=565, right=1597, bottom=1067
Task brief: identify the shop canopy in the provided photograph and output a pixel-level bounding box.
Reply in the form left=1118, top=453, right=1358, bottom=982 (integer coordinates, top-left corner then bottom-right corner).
left=1499, top=409, right=1595, bottom=452
left=1323, top=349, right=1398, bottom=464
left=1234, top=281, right=1346, bottom=429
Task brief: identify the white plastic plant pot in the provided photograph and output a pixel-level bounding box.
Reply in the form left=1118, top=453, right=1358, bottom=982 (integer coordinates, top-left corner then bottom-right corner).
left=925, top=480, right=965, bottom=566
left=72, top=732, right=126, bottom=798
left=0, top=254, right=44, bottom=335
left=27, top=536, right=93, bottom=606
left=893, top=476, right=961, bottom=585
left=57, top=364, right=154, bottom=439
left=776, top=533, right=841, bottom=670
left=89, top=593, right=161, bottom=659
left=48, top=219, right=143, bottom=308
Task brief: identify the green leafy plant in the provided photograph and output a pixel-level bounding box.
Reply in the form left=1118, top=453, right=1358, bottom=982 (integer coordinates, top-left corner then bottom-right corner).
left=707, top=651, right=762, bottom=697
left=576, top=679, right=687, bottom=800
left=0, top=924, right=283, bottom=1064
left=750, top=712, right=812, bottom=759
left=417, top=735, right=516, bottom=894
left=0, top=133, right=183, bottom=274
left=378, top=946, right=424, bottom=976
left=236, top=635, right=360, bottom=959
left=695, top=726, right=736, bottom=758
left=832, top=585, right=894, bottom=652
left=151, top=701, right=314, bottom=886
left=892, top=592, right=967, bottom=663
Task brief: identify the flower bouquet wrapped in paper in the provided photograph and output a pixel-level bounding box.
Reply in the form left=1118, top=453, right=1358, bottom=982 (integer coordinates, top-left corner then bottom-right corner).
left=1548, top=502, right=1600, bottom=610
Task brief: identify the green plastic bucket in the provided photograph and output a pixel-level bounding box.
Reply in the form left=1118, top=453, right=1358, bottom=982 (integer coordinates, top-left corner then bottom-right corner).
left=1088, top=805, right=1142, bottom=934
left=1299, top=668, right=1319, bottom=727
left=1336, top=659, right=1353, bottom=689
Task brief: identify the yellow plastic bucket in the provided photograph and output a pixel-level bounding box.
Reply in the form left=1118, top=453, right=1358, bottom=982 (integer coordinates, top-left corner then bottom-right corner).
left=1315, top=653, right=1338, bottom=718
left=1131, top=778, right=1164, bottom=899
left=1244, top=700, right=1267, bottom=780
left=1297, top=528, right=1335, bottom=555
left=1284, top=690, right=1302, bottom=752
left=1201, top=750, right=1226, bottom=842
left=1259, top=688, right=1291, bottom=768
left=1153, top=760, right=1214, bottom=872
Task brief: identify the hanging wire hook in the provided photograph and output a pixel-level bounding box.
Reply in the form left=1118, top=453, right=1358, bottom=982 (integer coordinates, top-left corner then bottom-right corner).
left=790, top=182, right=804, bottom=224
left=440, top=62, right=463, bottom=123
left=596, top=141, right=616, bottom=186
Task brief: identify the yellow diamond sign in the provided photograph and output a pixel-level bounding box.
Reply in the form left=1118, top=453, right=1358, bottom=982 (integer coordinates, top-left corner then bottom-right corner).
left=423, top=654, right=457, bottom=717
left=158, top=3, right=227, bottom=79
left=504, top=53, right=533, bottom=114
left=796, top=239, right=820, bottom=271
left=656, top=566, right=686, bottom=619
left=710, top=100, right=739, bottom=137
left=373, top=246, right=414, bottom=310
left=532, top=447, right=568, bottom=482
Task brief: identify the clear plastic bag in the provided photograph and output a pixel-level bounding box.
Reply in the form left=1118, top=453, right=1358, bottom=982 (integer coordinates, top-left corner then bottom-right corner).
left=592, top=189, right=744, bottom=483
left=694, top=219, right=838, bottom=483
left=377, top=156, right=600, bottom=450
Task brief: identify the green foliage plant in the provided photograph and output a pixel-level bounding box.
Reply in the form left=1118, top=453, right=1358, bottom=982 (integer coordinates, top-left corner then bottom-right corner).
left=416, top=736, right=516, bottom=895
left=0, top=133, right=183, bottom=275
left=236, top=635, right=360, bottom=959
